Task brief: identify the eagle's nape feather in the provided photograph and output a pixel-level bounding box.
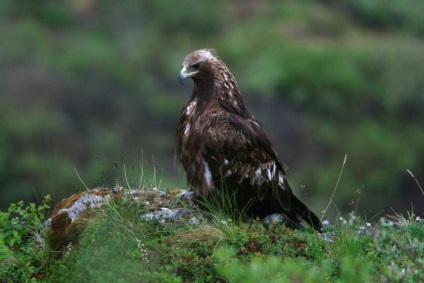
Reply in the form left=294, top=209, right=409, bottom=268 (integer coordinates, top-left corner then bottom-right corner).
left=175, top=49, right=321, bottom=231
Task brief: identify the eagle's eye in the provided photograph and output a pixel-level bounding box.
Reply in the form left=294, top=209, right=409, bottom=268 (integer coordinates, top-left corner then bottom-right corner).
left=191, top=63, right=201, bottom=70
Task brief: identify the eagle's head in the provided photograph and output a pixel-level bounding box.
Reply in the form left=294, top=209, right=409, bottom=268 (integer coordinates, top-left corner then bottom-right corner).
left=178, top=48, right=244, bottom=113
left=178, top=49, right=220, bottom=84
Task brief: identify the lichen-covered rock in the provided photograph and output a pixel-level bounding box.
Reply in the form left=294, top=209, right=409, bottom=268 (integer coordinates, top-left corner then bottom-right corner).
left=44, top=186, right=123, bottom=252
left=141, top=207, right=192, bottom=224
left=44, top=187, right=196, bottom=252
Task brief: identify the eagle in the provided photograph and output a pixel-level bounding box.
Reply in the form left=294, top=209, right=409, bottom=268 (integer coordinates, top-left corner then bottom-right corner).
left=175, top=49, right=321, bottom=231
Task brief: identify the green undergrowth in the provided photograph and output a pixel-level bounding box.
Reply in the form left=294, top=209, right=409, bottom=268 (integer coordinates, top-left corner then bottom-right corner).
left=1, top=193, right=424, bottom=282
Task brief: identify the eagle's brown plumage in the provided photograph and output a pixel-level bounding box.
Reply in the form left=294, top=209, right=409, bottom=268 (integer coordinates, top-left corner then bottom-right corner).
left=175, top=49, right=321, bottom=231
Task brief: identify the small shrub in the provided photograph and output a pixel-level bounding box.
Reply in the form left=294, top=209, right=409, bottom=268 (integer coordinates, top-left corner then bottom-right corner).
left=0, top=195, right=51, bottom=282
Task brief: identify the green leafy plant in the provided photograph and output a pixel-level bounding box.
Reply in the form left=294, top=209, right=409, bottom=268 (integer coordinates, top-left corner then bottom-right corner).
left=0, top=195, right=51, bottom=282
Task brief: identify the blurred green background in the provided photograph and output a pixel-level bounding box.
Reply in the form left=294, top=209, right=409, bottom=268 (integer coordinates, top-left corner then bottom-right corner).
left=1, top=0, right=423, bottom=219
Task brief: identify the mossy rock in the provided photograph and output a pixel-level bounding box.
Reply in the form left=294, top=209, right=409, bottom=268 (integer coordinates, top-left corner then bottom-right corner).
left=44, top=187, right=123, bottom=252
left=43, top=187, right=196, bottom=253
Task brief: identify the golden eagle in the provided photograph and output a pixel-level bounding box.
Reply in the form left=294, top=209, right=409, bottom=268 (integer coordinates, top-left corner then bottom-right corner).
left=175, top=49, right=321, bottom=231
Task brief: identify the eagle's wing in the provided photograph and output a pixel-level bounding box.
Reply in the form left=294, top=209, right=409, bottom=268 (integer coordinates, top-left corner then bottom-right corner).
left=201, top=105, right=292, bottom=210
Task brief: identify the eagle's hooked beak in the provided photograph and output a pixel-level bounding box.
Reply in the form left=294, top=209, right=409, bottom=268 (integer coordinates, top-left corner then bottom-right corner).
left=179, top=66, right=189, bottom=84
left=179, top=66, right=198, bottom=84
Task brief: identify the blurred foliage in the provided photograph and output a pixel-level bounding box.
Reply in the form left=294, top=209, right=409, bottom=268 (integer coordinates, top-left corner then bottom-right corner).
left=322, top=0, right=424, bottom=37
left=0, top=0, right=423, bottom=219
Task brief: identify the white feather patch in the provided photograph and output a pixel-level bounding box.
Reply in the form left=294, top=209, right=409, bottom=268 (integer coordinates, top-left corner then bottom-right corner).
left=278, top=171, right=284, bottom=185
left=183, top=123, right=191, bottom=136
left=271, top=163, right=276, bottom=179
left=266, top=168, right=272, bottom=180
left=202, top=158, right=212, bottom=187
left=185, top=100, right=197, bottom=115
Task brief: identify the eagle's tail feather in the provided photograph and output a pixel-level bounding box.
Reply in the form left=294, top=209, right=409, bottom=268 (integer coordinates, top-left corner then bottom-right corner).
left=291, top=194, right=322, bottom=232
